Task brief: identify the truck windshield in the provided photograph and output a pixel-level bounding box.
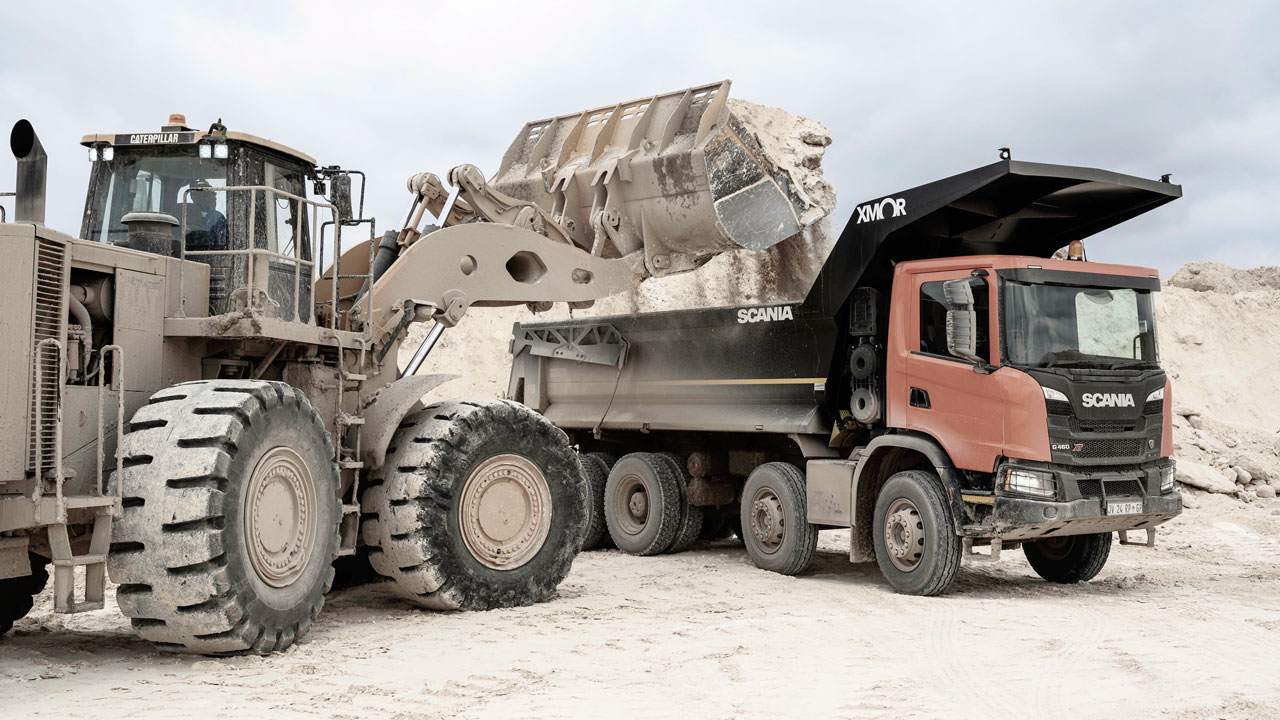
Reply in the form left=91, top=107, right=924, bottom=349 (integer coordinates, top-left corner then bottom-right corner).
left=1003, top=281, right=1159, bottom=369
left=82, top=148, right=227, bottom=247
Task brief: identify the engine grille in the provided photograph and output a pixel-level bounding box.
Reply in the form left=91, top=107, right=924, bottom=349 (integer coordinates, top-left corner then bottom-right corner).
left=1046, top=399, right=1071, bottom=416
left=28, top=237, right=67, bottom=473
left=1077, top=478, right=1145, bottom=498
left=1070, top=417, right=1144, bottom=434
left=1143, top=399, right=1163, bottom=417
left=1076, top=438, right=1143, bottom=459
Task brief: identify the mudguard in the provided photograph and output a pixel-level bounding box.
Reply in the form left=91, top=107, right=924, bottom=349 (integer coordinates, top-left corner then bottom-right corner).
left=361, top=374, right=457, bottom=469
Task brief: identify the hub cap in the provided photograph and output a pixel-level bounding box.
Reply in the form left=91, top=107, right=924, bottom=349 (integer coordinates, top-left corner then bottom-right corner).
left=750, top=487, right=785, bottom=554
left=612, top=472, right=651, bottom=537
left=884, top=498, right=925, bottom=572
left=244, top=447, right=317, bottom=588
left=458, top=454, right=552, bottom=570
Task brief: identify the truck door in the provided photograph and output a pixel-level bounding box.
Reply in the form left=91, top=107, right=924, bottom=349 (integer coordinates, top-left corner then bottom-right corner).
left=904, top=269, right=1004, bottom=473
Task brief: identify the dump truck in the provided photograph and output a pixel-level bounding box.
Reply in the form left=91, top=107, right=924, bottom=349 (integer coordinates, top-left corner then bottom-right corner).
left=507, top=157, right=1185, bottom=595
left=0, top=80, right=830, bottom=650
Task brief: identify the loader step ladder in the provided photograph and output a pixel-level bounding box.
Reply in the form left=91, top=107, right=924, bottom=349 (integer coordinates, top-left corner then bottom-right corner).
left=333, top=337, right=369, bottom=557
left=38, top=345, right=126, bottom=613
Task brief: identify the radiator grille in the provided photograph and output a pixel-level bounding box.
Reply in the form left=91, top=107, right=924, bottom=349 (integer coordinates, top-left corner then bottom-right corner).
left=1046, top=399, right=1072, bottom=416
left=1070, top=417, right=1143, bottom=433
left=1077, top=438, right=1143, bottom=459
left=28, top=237, right=66, bottom=473
left=1077, top=478, right=1145, bottom=498
left=1143, top=399, right=1163, bottom=417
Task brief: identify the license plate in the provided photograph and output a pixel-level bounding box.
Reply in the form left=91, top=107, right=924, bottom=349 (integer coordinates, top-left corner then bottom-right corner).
left=1107, top=500, right=1143, bottom=515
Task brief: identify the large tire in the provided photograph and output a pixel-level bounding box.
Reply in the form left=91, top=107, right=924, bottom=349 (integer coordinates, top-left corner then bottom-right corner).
left=108, top=380, right=341, bottom=654
left=656, top=452, right=704, bottom=554
left=740, top=463, right=817, bottom=575
left=604, top=453, right=683, bottom=556
left=363, top=399, right=586, bottom=610
left=580, top=452, right=614, bottom=551
left=0, top=553, right=49, bottom=636
left=872, top=470, right=961, bottom=596
left=1023, top=533, right=1112, bottom=583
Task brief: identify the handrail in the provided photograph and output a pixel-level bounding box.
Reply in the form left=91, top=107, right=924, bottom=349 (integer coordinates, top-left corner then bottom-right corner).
left=176, top=184, right=362, bottom=331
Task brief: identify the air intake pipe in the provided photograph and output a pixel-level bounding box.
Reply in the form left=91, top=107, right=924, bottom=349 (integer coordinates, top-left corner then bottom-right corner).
left=10, top=120, right=47, bottom=225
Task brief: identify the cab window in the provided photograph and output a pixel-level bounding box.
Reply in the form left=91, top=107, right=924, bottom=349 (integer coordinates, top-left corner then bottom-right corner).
left=919, top=278, right=990, bottom=361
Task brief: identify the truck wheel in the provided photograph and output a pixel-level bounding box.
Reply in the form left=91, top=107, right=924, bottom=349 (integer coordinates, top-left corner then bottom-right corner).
left=872, top=470, right=961, bottom=596
left=0, top=553, right=49, bottom=636
left=1023, top=533, right=1112, bottom=583
left=108, top=380, right=341, bottom=654
left=656, top=453, right=704, bottom=554
left=740, top=463, right=817, bottom=575
left=363, top=400, right=586, bottom=610
left=604, top=453, right=682, bottom=556
left=580, top=452, right=615, bottom=551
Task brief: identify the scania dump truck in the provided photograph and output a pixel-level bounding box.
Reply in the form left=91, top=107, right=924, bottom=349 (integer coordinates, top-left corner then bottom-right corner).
left=0, top=80, right=832, bottom=650
left=507, top=157, right=1184, bottom=595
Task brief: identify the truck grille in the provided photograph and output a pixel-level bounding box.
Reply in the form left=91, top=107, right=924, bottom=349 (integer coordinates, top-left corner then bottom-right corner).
left=28, top=237, right=67, bottom=473
left=1070, top=417, right=1144, bottom=433
left=1077, top=478, right=1144, bottom=498
left=1075, top=438, right=1143, bottom=459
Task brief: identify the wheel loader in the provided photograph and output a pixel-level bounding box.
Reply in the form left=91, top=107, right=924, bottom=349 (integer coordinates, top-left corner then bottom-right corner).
left=0, top=80, right=831, bottom=653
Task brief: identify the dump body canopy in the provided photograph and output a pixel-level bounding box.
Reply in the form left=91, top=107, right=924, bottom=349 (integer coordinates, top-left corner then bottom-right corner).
left=800, top=159, right=1183, bottom=319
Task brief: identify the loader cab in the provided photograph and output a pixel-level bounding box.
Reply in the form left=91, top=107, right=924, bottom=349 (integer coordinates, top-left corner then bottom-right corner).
left=79, top=115, right=317, bottom=319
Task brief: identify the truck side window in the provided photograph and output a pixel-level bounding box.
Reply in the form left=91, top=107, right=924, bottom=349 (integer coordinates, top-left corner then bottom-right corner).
left=919, top=279, right=990, bottom=361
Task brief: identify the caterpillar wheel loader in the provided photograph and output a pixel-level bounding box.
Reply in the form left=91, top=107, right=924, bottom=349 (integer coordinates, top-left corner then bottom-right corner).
left=0, top=80, right=831, bottom=653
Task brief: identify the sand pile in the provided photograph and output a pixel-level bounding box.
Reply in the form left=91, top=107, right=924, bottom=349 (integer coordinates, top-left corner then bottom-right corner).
left=1159, top=264, right=1280, bottom=501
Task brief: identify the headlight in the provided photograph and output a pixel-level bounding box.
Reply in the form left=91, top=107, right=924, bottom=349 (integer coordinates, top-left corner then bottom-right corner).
left=1002, top=466, right=1058, bottom=499
left=1042, top=386, right=1068, bottom=402
left=87, top=147, right=99, bottom=162
left=198, top=143, right=212, bottom=159
left=213, top=143, right=229, bottom=159
left=1146, top=387, right=1165, bottom=403
left=101, top=147, right=113, bottom=161
left=1160, top=463, right=1175, bottom=493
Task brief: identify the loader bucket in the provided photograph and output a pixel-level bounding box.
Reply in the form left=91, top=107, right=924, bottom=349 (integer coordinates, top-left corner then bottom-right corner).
left=490, top=80, right=833, bottom=277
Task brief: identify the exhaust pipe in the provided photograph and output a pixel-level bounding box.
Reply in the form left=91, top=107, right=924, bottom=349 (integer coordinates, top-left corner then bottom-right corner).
left=10, top=119, right=47, bottom=225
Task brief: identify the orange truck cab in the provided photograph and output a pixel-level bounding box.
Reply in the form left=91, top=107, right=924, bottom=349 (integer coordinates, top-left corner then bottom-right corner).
left=508, top=158, right=1184, bottom=596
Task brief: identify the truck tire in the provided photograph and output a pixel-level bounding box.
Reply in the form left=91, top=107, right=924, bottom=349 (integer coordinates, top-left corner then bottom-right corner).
left=108, top=380, right=341, bottom=654
left=363, top=399, right=586, bottom=610
left=580, top=452, right=615, bottom=551
left=872, top=470, right=961, bottom=596
left=1023, top=533, right=1112, bottom=583
left=0, top=553, right=49, bottom=636
left=656, top=452, right=704, bottom=554
left=740, top=462, right=817, bottom=575
left=604, top=453, right=682, bottom=556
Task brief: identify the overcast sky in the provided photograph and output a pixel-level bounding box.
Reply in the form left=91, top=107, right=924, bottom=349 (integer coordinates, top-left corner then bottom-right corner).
left=1, top=1, right=1276, bottom=275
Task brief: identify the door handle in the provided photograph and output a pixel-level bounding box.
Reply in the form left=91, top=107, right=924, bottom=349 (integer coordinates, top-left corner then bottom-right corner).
left=910, top=387, right=931, bottom=409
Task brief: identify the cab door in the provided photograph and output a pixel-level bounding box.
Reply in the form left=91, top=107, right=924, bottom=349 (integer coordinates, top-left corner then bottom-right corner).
left=903, top=268, right=1004, bottom=473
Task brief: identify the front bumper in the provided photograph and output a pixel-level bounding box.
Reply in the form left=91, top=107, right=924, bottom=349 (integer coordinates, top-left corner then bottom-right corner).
left=964, top=459, right=1182, bottom=541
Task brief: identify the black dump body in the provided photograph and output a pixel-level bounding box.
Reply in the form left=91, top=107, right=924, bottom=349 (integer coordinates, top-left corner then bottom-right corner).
left=510, top=159, right=1182, bottom=434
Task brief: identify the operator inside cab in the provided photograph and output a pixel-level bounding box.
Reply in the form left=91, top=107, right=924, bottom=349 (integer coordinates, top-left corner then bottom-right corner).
left=185, top=179, right=228, bottom=248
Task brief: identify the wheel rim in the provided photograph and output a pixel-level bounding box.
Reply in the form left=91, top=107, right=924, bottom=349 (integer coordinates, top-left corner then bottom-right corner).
left=883, top=497, right=925, bottom=572
left=458, top=454, right=553, bottom=570
left=749, top=486, right=785, bottom=554
left=611, top=472, right=650, bottom=537
left=244, top=446, right=318, bottom=588
left=1035, top=535, right=1075, bottom=561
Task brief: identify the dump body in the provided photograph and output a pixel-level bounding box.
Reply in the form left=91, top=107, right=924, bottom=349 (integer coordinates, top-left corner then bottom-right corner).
left=509, top=158, right=1185, bottom=590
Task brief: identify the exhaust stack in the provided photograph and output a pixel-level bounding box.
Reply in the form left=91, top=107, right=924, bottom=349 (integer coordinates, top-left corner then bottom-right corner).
left=10, top=119, right=47, bottom=225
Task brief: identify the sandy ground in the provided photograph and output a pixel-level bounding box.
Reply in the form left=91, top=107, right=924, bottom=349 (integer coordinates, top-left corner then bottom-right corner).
left=3, top=493, right=1279, bottom=719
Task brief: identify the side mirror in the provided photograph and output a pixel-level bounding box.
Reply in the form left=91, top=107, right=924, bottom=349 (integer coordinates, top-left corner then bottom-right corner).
left=942, top=278, right=980, bottom=364
left=331, top=173, right=353, bottom=224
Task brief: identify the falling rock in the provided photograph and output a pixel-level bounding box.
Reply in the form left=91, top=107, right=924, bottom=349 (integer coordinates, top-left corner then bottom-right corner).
left=1257, top=485, right=1277, bottom=499
left=1176, top=461, right=1239, bottom=494
left=1187, top=415, right=1203, bottom=429
left=1233, top=466, right=1253, bottom=484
